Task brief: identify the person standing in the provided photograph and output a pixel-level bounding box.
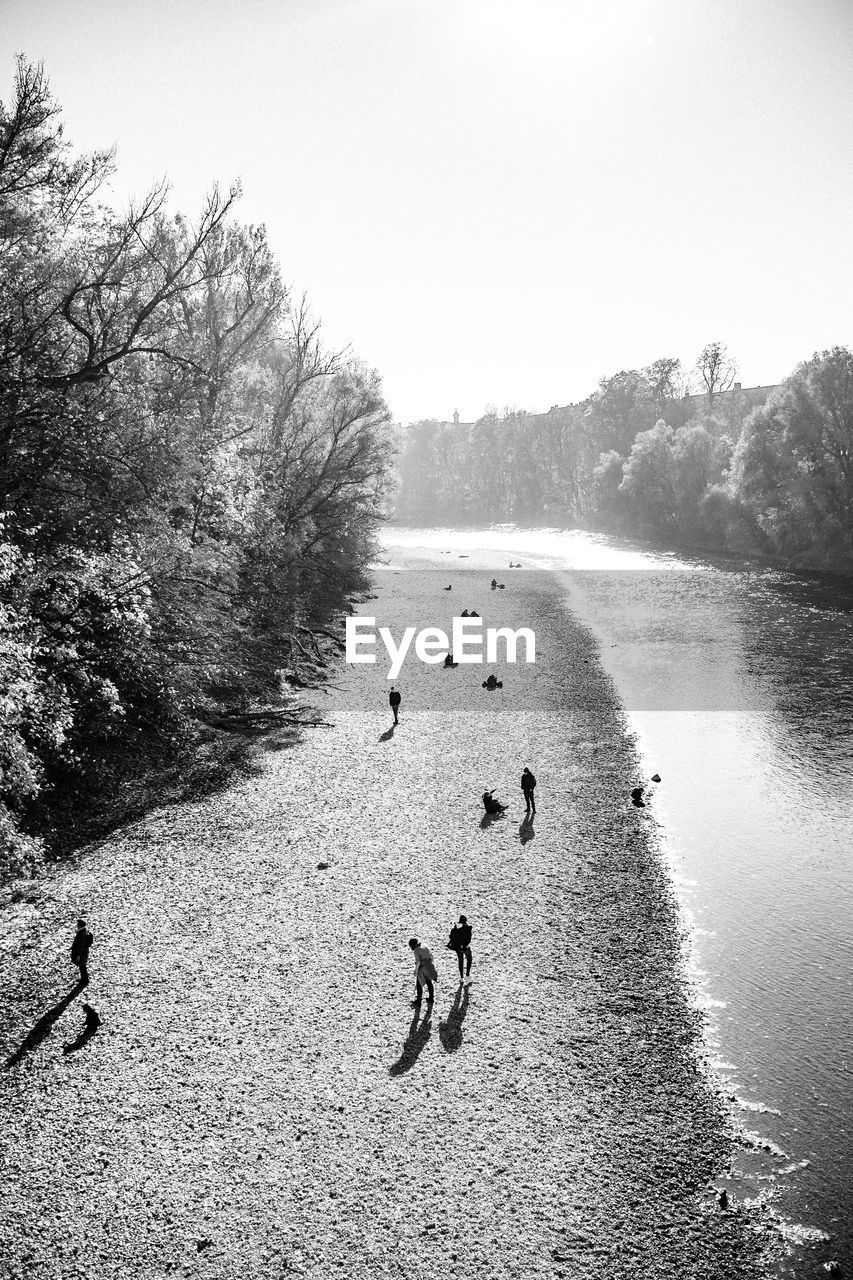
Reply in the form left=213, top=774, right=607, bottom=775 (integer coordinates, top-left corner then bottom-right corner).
left=449, top=914, right=473, bottom=983
left=408, top=937, right=437, bottom=1007
left=71, top=918, right=93, bottom=986
left=389, top=685, right=402, bottom=725
left=521, top=767, right=537, bottom=815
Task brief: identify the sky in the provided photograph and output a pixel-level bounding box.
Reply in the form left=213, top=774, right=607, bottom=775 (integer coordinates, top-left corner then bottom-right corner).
left=2, top=0, right=852, bottom=424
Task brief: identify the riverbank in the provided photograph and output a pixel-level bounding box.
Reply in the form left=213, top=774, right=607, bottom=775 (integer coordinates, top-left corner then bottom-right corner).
left=0, top=549, right=770, bottom=1278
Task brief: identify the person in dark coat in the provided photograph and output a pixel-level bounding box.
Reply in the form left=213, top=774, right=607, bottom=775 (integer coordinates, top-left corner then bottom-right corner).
left=389, top=685, right=402, bottom=724
left=521, top=767, right=537, bottom=815
left=448, top=915, right=473, bottom=982
left=70, top=919, right=93, bottom=986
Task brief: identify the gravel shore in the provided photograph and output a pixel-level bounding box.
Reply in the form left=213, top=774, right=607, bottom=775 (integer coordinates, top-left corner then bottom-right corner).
left=0, top=548, right=770, bottom=1279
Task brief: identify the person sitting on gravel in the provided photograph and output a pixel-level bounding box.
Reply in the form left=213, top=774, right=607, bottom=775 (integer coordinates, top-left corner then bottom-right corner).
left=491, top=578, right=498, bottom=589
left=408, top=938, right=438, bottom=1006
left=482, top=673, right=503, bottom=690
left=482, top=789, right=506, bottom=815
left=443, top=653, right=458, bottom=668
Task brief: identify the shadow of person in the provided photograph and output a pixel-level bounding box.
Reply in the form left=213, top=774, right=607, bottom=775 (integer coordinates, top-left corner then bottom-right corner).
left=4, top=982, right=86, bottom=1069
left=388, top=1007, right=433, bottom=1076
left=480, top=808, right=506, bottom=829
left=379, top=724, right=396, bottom=743
left=519, top=815, right=536, bottom=845
left=63, top=1005, right=101, bottom=1056
left=438, top=983, right=470, bottom=1053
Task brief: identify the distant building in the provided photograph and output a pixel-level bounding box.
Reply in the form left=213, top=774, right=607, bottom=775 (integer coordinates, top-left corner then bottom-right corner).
left=416, top=384, right=778, bottom=433
left=680, top=382, right=778, bottom=415
left=533, top=381, right=779, bottom=428
left=438, top=410, right=475, bottom=430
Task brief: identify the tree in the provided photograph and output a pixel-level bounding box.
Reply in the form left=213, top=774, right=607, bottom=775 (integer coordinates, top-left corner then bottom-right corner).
left=592, top=450, right=625, bottom=525
left=644, top=357, right=684, bottom=417
left=0, top=58, right=394, bottom=873
left=583, top=369, right=657, bottom=457
left=732, top=347, right=853, bottom=564
left=395, top=420, right=441, bottom=523
left=0, top=57, right=114, bottom=255
left=695, top=342, right=737, bottom=410
left=618, top=420, right=677, bottom=534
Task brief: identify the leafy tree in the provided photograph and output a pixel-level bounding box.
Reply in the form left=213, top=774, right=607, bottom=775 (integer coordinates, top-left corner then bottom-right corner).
left=619, top=421, right=677, bottom=534
left=583, top=369, right=656, bottom=456
left=732, top=347, right=853, bottom=563
left=695, top=341, right=737, bottom=411
left=395, top=420, right=442, bottom=523
left=644, top=357, right=684, bottom=417
left=0, top=59, right=392, bottom=875
left=592, top=450, right=626, bottom=525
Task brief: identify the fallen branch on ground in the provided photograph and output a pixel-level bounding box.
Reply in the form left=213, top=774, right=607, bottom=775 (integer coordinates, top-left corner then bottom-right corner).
left=296, top=624, right=346, bottom=651
left=200, top=706, right=330, bottom=730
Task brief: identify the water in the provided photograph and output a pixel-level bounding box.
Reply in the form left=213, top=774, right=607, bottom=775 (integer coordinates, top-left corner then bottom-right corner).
left=385, top=526, right=853, bottom=1276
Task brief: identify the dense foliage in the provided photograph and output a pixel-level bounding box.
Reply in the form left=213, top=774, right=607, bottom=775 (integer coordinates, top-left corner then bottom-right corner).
left=395, top=344, right=853, bottom=570
left=0, top=60, right=393, bottom=877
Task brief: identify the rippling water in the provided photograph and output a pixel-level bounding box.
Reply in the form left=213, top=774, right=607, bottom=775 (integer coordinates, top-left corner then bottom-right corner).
left=387, top=526, right=853, bottom=1277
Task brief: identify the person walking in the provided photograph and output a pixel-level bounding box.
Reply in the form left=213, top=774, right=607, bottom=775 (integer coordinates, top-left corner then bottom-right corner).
left=521, top=766, right=537, bottom=815
left=408, top=937, right=437, bottom=1007
left=70, top=918, right=93, bottom=986
left=448, top=915, right=473, bottom=983
left=389, top=685, right=402, bottom=725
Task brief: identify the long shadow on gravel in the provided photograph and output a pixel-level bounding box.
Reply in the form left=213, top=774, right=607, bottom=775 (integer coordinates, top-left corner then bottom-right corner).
left=388, top=1008, right=433, bottom=1076
left=438, top=984, right=470, bottom=1053
left=4, top=982, right=84, bottom=1069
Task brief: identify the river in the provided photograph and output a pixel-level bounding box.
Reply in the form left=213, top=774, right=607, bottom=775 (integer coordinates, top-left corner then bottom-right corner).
left=385, top=525, right=853, bottom=1278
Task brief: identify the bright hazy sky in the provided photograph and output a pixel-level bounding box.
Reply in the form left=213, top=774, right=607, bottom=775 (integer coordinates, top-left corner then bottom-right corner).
left=3, top=0, right=852, bottom=423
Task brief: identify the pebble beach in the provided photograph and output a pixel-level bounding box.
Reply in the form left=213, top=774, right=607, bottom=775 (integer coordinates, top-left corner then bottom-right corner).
left=0, top=544, right=771, bottom=1279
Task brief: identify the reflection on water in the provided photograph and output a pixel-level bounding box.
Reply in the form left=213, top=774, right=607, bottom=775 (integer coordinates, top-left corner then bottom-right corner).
left=387, top=527, right=853, bottom=1277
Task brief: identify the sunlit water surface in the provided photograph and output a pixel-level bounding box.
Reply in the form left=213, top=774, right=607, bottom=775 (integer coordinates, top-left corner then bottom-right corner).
left=386, top=526, right=853, bottom=1277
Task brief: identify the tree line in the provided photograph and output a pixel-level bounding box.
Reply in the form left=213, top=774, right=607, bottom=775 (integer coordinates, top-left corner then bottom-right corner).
left=395, top=343, right=853, bottom=571
left=1, top=60, right=393, bottom=877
